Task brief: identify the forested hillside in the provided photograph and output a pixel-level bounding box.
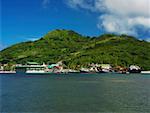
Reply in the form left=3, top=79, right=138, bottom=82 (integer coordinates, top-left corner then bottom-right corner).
left=0, top=29, right=150, bottom=70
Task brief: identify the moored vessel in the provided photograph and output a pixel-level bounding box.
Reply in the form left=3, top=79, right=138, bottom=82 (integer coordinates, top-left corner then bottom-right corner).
left=97, top=64, right=112, bottom=73
left=128, top=65, right=141, bottom=73
left=16, top=62, right=46, bottom=74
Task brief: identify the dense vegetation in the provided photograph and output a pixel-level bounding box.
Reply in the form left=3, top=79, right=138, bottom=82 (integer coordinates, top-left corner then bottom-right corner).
left=0, top=29, right=150, bottom=70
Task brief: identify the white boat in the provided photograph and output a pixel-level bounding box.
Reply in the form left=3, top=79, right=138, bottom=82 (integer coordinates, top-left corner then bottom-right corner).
left=26, top=70, right=45, bottom=74
left=97, top=64, right=112, bottom=73
left=129, top=65, right=141, bottom=73
left=16, top=62, right=46, bottom=74
left=80, top=68, right=90, bottom=73
left=141, top=71, right=150, bottom=74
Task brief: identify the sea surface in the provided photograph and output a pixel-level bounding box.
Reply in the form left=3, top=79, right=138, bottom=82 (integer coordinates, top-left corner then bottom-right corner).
left=0, top=73, right=150, bottom=113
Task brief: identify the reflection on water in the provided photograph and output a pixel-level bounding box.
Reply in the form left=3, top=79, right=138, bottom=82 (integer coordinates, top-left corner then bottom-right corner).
left=1, top=73, right=150, bottom=112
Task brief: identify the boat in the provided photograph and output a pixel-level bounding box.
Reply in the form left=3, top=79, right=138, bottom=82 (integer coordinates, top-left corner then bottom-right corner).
left=15, top=62, right=47, bottom=74
left=113, top=66, right=128, bottom=74
left=80, top=68, right=90, bottom=73
left=97, top=67, right=109, bottom=73
left=0, top=71, right=16, bottom=74
left=128, top=65, right=141, bottom=73
left=97, top=64, right=112, bottom=73
left=141, top=71, right=150, bottom=74
left=15, top=62, right=69, bottom=74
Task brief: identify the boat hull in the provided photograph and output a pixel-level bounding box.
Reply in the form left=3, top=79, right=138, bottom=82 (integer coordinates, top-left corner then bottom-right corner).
left=129, top=69, right=141, bottom=73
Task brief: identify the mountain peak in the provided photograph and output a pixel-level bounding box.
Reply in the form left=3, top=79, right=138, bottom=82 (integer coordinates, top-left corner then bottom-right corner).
left=42, top=29, right=84, bottom=41
left=46, top=29, right=81, bottom=36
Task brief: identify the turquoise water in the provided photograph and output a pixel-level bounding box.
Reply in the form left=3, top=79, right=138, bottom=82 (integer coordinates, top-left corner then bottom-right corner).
left=0, top=73, right=150, bottom=113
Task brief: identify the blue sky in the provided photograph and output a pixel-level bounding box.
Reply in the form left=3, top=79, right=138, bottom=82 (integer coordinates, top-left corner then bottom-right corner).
left=1, top=0, right=150, bottom=50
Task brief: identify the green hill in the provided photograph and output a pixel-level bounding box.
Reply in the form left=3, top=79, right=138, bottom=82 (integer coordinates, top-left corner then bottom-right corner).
left=0, top=29, right=150, bottom=70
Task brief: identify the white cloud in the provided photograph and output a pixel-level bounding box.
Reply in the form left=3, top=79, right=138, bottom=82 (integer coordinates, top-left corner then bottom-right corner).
left=16, top=35, right=40, bottom=42
left=145, top=38, right=150, bottom=42
left=66, top=0, right=150, bottom=36
left=42, top=0, right=50, bottom=8
left=66, top=0, right=97, bottom=11
left=0, top=42, right=6, bottom=51
left=24, top=36, right=40, bottom=41
left=98, top=15, right=137, bottom=35
left=128, top=17, right=150, bottom=28
left=101, top=0, right=150, bottom=17
left=27, top=38, right=39, bottom=41
left=98, top=15, right=150, bottom=36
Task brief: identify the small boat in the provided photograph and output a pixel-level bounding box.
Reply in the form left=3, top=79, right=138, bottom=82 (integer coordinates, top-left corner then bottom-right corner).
left=80, top=68, right=90, bottom=73
left=128, top=65, right=141, bottom=73
left=141, top=71, right=150, bottom=74
left=113, top=66, right=128, bottom=74
left=97, top=67, right=111, bottom=73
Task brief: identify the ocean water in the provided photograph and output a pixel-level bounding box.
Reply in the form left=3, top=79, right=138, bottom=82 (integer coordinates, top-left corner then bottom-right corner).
left=0, top=73, right=150, bottom=113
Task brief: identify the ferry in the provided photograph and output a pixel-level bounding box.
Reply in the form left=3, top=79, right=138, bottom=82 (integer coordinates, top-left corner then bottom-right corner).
left=15, top=62, right=47, bottom=74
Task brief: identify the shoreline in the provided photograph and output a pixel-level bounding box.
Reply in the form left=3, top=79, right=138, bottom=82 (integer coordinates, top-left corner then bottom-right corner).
left=0, top=71, right=16, bottom=74
left=0, top=71, right=150, bottom=74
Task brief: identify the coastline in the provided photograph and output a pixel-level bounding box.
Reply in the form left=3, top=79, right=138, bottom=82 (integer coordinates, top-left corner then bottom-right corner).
left=0, top=71, right=16, bottom=74
left=0, top=71, right=150, bottom=74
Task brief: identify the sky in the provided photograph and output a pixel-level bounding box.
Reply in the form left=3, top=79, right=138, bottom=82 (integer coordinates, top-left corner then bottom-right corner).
left=1, top=0, right=150, bottom=50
